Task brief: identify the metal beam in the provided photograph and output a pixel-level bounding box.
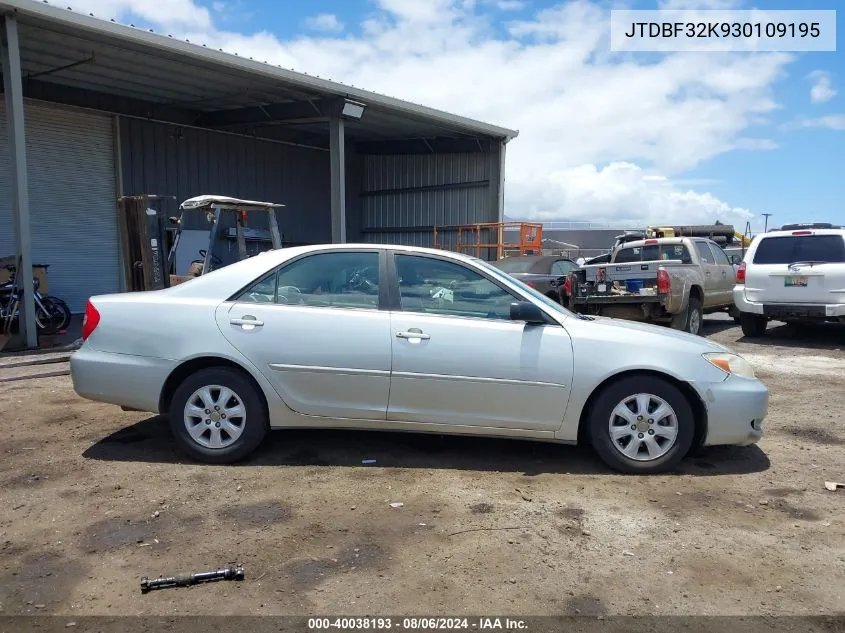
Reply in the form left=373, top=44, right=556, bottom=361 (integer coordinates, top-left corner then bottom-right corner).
left=329, top=116, right=346, bottom=243
left=16, top=78, right=200, bottom=125
left=195, top=98, right=334, bottom=128
left=1, top=15, right=36, bottom=348
left=354, top=137, right=495, bottom=155
left=361, top=180, right=489, bottom=197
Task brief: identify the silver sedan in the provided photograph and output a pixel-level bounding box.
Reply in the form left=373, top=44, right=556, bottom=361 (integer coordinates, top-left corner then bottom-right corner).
left=70, top=244, right=768, bottom=474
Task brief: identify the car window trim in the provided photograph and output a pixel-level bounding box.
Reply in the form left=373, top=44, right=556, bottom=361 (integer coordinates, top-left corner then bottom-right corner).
left=386, top=250, right=559, bottom=326
left=227, top=248, right=389, bottom=311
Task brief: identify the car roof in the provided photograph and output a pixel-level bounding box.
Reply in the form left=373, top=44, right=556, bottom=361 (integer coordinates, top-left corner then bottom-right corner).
left=759, top=229, right=845, bottom=237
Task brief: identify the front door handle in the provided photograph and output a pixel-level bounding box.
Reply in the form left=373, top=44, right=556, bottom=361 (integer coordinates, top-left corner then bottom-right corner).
left=396, top=330, right=430, bottom=340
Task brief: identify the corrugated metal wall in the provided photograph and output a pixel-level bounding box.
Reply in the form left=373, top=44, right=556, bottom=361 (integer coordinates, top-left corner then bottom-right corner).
left=360, top=149, right=501, bottom=251
left=119, top=118, right=333, bottom=252
left=0, top=100, right=119, bottom=312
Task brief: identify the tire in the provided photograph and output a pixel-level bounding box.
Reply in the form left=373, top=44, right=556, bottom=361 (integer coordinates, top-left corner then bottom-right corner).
left=588, top=375, right=696, bottom=474
left=739, top=312, right=767, bottom=338
left=168, top=367, right=269, bottom=464
left=36, top=296, right=71, bottom=335
left=728, top=305, right=741, bottom=323
left=671, top=295, right=703, bottom=335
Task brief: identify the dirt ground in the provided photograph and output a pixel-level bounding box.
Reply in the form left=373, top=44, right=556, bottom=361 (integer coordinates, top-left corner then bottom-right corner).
left=1, top=316, right=844, bottom=618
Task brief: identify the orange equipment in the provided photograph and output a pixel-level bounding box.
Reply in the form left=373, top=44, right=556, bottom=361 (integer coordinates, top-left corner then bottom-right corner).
left=433, top=222, right=543, bottom=260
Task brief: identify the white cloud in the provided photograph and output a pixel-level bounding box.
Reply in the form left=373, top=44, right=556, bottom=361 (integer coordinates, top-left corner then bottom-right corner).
left=797, top=115, right=845, bottom=131
left=87, top=0, right=797, bottom=228
left=66, top=0, right=212, bottom=29
left=496, top=0, right=527, bottom=9
left=305, top=13, right=344, bottom=33
left=509, top=162, right=752, bottom=225
left=808, top=70, right=836, bottom=104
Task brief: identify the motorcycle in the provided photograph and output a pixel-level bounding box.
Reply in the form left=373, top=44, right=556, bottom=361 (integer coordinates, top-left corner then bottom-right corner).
left=0, top=264, right=72, bottom=336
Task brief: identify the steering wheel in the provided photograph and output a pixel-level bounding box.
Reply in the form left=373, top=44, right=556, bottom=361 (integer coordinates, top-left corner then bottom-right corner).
left=348, top=267, right=377, bottom=292
left=277, top=285, right=304, bottom=305
left=198, top=249, right=223, bottom=266
left=245, top=292, right=272, bottom=303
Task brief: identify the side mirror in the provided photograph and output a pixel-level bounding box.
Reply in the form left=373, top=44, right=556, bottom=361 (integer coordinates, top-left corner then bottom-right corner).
left=730, top=255, right=742, bottom=265
left=510, top=301, right=546, bottom=324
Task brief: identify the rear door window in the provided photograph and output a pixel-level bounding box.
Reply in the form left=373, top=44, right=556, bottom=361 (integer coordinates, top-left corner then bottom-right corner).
left=695, top=241, right=716, bottom=264
left=753, top=235, right=845, bottom=264
left=710, top=245, right=732, bottom=266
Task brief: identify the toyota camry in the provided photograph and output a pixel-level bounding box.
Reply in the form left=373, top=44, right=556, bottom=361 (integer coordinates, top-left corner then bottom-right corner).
left=70, top=244, right=768, bottom=473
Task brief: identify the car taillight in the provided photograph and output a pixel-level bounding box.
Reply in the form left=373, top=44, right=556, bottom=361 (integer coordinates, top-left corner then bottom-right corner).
left=657, top=269, right=670, bottom=294
left=736, top=261, right=746, bottom=284
left=563, top=275, right=572, bottom=296
left=81, top=300, right=100, bottom=341
left=525, top=281, right=536, bottom=288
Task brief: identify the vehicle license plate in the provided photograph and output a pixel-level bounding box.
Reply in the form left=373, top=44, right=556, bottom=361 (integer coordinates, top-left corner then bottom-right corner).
left=784, top=276, right=808, bottom=287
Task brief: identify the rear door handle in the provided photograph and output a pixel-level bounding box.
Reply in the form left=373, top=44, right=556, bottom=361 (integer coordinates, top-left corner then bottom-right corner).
left=705, top=271, right=711, bottom=276
left=231, top=317, right=264, bottom=328
left=396, top=330, right=430, bottom=340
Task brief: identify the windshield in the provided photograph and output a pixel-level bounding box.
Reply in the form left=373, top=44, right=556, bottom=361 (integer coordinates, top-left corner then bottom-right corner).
left=753, top=235, right=845, bottom=264
left=489, top=258, right=537, bottom=273
left=474, top=258, right=581, bottom=320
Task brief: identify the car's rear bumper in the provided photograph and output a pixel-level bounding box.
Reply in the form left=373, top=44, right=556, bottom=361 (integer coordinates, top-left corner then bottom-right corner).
left=696, top=374, right=768, bottom=446
left=734, top=288, right=845, bottom=319
left=70, top=346, right=174, bottom=413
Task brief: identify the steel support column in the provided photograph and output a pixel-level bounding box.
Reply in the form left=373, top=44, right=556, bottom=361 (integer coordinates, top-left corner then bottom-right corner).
left=496, top=140, right=507, bottom=224
left=329, top=116, right=346, bottom=243
left=1, top=15, right=36, bottom=348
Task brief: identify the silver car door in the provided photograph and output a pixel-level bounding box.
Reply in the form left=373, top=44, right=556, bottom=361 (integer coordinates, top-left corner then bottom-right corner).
left=216, top=250, right=391, bottom=420
left=387, top=252, right=573, bottom=432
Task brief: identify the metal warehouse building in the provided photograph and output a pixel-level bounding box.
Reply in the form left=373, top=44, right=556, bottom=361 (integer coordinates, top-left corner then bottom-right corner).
left=0, top=0, right=517, bottom=346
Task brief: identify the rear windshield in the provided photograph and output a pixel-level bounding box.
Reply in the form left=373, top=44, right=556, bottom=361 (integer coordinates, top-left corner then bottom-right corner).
left=752, top=235, right=845, bottom=264
left=614, top=244, right=691, bottom=264
left=490, top=259, right=536, bottom=273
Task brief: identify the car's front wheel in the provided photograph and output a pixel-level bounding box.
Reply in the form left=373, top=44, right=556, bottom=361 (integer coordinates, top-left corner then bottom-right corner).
left=588, top=376, right=695, bottom=474
left=169, top=367, right=269, bottom=464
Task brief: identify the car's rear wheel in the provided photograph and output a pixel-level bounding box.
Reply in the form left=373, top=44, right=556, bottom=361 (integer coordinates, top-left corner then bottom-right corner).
left=588, top=376, right=695, bottom=474
left=740, top=312, right=767, bottom=337
left=169, top=367, right=268, bottom=464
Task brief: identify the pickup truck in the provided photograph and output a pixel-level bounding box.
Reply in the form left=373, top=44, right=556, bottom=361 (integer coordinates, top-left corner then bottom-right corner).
left=564, top=237, right=737, bottom=335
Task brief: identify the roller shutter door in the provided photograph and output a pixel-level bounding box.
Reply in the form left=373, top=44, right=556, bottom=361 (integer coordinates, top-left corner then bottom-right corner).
left=0, top=100, right=118, bottom=313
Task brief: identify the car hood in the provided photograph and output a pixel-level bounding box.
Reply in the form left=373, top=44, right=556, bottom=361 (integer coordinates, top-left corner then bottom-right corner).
left=571, top=314, right=733, bottom=353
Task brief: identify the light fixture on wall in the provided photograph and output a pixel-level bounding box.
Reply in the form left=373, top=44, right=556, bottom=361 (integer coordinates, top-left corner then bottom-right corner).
left=340, top=99, right=366, bottom=120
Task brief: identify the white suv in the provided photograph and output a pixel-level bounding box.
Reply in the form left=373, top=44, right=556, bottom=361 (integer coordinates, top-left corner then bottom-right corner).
left=734, top=224, right=845, bottom=337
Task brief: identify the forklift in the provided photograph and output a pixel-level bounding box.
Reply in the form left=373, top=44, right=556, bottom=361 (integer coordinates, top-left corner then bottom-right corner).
left=117, top=194, right=284, bottom=292
left=166, top=195, right=284, bottom=286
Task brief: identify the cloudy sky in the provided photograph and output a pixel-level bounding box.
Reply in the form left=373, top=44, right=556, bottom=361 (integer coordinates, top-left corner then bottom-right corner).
left=73, top=0, right=842, bottom=230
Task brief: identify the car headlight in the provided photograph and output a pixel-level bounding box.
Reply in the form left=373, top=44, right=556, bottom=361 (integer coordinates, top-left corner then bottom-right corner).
left=703, top=352, right=757, bottom=379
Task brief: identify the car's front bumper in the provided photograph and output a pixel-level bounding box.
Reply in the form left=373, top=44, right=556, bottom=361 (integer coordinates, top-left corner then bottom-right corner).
left=694, top=373, right=768, bottom=446
left=70, top=346, right=175, bottom=413
left=734, top=288, right=845, bottom=319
